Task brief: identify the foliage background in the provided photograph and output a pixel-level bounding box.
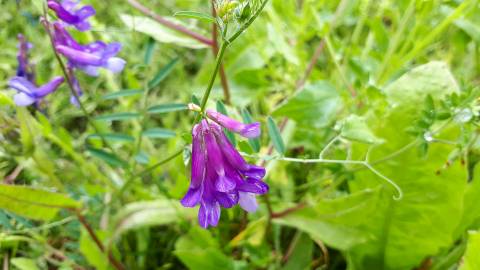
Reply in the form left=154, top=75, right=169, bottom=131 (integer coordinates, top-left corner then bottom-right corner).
left=1, top=0, right=480, bottom=269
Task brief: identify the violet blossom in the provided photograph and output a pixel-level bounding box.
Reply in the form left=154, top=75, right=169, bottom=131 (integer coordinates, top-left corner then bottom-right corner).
left=16, top=34, right=35, bottom=82
left=8, top=76, right=64, bottom=106
left=181, top=112, right=268, bottom=228
left=47, top=0, right=95, bottom=31
left=52, top=23, right=125, bottom=76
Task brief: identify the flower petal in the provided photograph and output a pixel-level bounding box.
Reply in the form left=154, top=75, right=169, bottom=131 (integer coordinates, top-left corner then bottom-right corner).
left=13, top=92, right=36, bottom=106
left=238, top=178, right=269, bottom=194
left=215, top=191, right=238, bottom=208
left=214, top=127, right=249, bottom=171
left=215, top=175, right=236, bottom=192
left=36, top=76, right=64, bottom=97
left=243, top=165, right=266, bottom=180
left=105, top=57, right=126, bottom=73
left=56, top=45, right=102, bottom=66
left=191, top=124, right=206, bottom=188
left=198, top=200, right=220, bottom=228
left=8, top=76, right=36, bottom=95
left=239, top=192, right=258, bottom=212
left=181, top=186, right=203, bottom=207
left=206, top=109, right=261, bottom=138
left=48, top=0, right=79, bottom=24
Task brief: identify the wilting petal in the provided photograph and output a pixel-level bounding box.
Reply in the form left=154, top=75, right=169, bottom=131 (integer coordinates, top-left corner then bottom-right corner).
left=239, top=192, right=258, bottom=212
left=13, top=93, right=35, bottom=106
left=106, top=57, right=126, bottom=73
left=8, top=76, right=36, bottom=96
left=215, top=191, right=238, bottom=208
left=181, top=186, right=203, bottom=207
left=206, top=109, right=261, bottom=138
left=238, top=178, right=269, bottom=194
left=198, top=200, right=220, bottom=228
left=243, top=165, right=266, bottom=180
left=36, top=76, right=64, bottom=97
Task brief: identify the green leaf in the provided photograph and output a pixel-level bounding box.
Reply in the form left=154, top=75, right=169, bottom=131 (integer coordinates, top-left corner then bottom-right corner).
left=281, top=233, right=313, bottom=270
left=267, top=116, right=285, bottom=155
left=455, top=19, right=480, bottom=43
left=80, top=228, right=109, bottom=270
left=120, top=14, right=208, bottom=49
left=94, top=112, right=141, bottom=121
left=148, top=58, right=179, bottom=89
left=101, top=89, right=143, bottom=100
left=147, top=103, right=188, bottom=114
left=272, top=81, right=342, bottom=128
left=142, top=128, right=176, bottom=139
left=112, top=200, right=180, bottom=239
left=17, top=107, right=35, bottom=155
left=216, top=100, right=236, bottom=146
left=144, top=37, right=156, bottom=65
left=274, top=188, right=381, bottom=250
left=459, top=231, right=480, bottom=270
left=175, top=227, right=235, bottom=270
left=174, top=11, right=215, bottom=22
left=11, top=258, right=40, bottom=270
left=87, top=148, right=128, bottom=167
left=241, top=109, right=261, bottom=152
left=0, top=184, right=80, bottom=221
left=0, top=92, right=14, bottom=106
left=87, top=133, right=135, bottom=143
left=347, top=61, right=463, bottom=269
left=340, top=114, right=384, bottom=144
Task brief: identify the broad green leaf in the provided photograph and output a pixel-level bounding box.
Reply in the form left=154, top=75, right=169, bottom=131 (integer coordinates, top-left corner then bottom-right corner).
left=142, top=128, right=176, bottom=139
left=11, top=258, right=39, bottom=270
left=87, top=148, right=128, bottom=167
left=281, top=233, right=313, bottom=270
left=112, top=200, right=180, bottom=239
left=241, top=108, right=260, bottom=152
left=80, top=228, right=109, bottom=270
left=120, top=14, right=208, bottom=49
left=87, top=133, right=135, bottom=143
left=459, top=231, right=480, bottom=270
left=267, top=116, right=285, bottom=155
left=0, top=184, right=80, bottom=221
left=274, top=188, right=381, bottom=250
left=94, top=112, right=141, bottom=121
left=147, top=103, right=188, bottom=114
left=101, top=89, right=143, bottom=100
left=174, top=11, right=215, bottom=22
left=148, top=58, right=179, bottom=89
left=273, top=81, right=342, bottom=128
left=347, top=61, right=463, bottom=269
left=341, top=114, right=384, bottom=144
left=175, top=227, right=235, bottom=270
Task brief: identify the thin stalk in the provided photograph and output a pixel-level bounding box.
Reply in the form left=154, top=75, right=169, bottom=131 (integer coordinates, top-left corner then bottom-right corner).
left=211, top=0, right=231, bottom=104
left=324, top=35, right=357, bottom=97
left=126, top=0, right=213, bottom=46
left=135, top=148, right=184, bottom=177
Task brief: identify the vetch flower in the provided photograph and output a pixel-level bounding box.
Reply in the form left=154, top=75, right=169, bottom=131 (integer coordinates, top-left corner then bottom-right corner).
left=181, top=113, right=268, bottom=229
left=206, top=109, right=260, bottom=138
left=47, top=0, right=95, bottom=31
left=16, top=34, right=35, bottom=82
left=8, top=76, right=64, bottom=106
left=56, top=41, right=126, bottom=76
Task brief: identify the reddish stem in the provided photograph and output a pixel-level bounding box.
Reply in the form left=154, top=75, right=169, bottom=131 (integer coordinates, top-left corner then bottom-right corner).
left=127, top=0, right=214, bottom=47
left=211, top=1, right=231, bottom=104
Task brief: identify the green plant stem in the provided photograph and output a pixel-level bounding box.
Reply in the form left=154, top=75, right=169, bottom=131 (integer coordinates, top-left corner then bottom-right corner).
left=136, top=148, right=184, bottom=177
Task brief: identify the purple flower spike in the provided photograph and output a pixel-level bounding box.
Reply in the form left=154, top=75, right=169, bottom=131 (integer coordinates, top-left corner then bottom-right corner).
left=181, top=119, right=268, bottom=229
left=8, top=76, right=64, bottom=106
left=16, top=34, right=35, bottom=82
left=56, top=42, right=126, bottom=76
left=206, top=109, right=261, bottom=138
left=48, top=0, right=96, bottom=31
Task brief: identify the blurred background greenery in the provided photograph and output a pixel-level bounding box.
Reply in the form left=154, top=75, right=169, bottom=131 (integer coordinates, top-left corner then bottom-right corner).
left=1, top=0, right=480, bottom=269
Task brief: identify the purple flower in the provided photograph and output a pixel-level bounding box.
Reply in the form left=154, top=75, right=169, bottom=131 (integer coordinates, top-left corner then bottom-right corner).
left=16, top=34, right=35, bottom=82
left=181, top=117, right=268, bottom=229
left=206, top=109, right=261, bottom=138
left=8, top=76, right=64, bottom=106
left=52, top=23, right=125, bottom=76
left=47, top=0, right=95, bottom=31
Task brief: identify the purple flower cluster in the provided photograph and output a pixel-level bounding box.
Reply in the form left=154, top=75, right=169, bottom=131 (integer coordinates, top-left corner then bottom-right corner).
left=48, top=0, right=125, bottom=77
left=8, top=35, right=64, bottom=107
left=181, top=110, right=268, bottom=228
